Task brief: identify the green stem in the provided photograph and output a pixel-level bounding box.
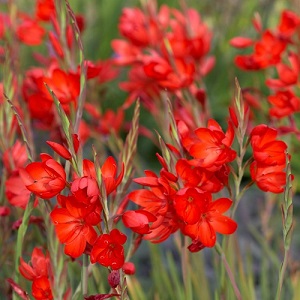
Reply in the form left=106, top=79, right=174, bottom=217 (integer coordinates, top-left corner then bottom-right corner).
left=13, top=196, right=34, bottom=300
left=275, top=249, right=289, bottom=300
left=215, top=242, right=242, bottom=300
left=82, top=254, right=89, bottom=297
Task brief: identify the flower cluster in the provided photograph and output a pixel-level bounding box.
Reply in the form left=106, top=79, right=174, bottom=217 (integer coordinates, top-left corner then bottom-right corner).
left=250, top=125, right=287, bottom=193
left=127, top=119, right=238, bottom=249
left=19, top=248, right=53, bottom=300
left=231, top=10, right=300, bottom=133
left=113, top=3, right=214, bottom=126
left=0, top=0, right=294, bottom=299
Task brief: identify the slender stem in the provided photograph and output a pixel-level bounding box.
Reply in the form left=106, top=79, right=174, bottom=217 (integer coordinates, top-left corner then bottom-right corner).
left=215, top=242, right=242, bottom=300
left=275, top=249, right=289, bottom=300
left=82, top=254, right=89, bottom=297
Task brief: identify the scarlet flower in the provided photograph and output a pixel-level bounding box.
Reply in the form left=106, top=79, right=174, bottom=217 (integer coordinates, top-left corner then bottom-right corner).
left=111, top=40, right=142, bottom=66
left=81, top=59, right=119, bottom=82
left=268, top=90, right=300, bottom=118
left=32, top=277, right=53, bottom=300
left=118, top=8, right=151, bottom=47
left=250, top=125, right=287, bottom=166
left=16, top=15, right=45, bottom=46
left=43, top=68, right=80, bottom=109
left=20, top=154, right=66, bottom=199
left=166, top=8, right=212, bottom=61
left=122, top=210, right=157, bottom=234
left=90, top=229, right=127, bottom=270
left=82, top=157, right=124, bottom=196
left=250, top=161, right=286, bottom=193
left=22, top=68, right=55, bottom=127
left=129, top=171, right=180, bottom=243
left=175, top=159, right=224, bottom=193
left=3, top=140, right=28, bottom=174
left=186, top=119, right=236, bottom=171
left=101, top=156, right=124, bottom=196
left=50, top=198, right=101, bottom=258
left=182, top=197, right=237, bottom=247
left=19, top=248, right=49, bottom=280
left=19, top=247, right=52, bottom=298
left=173, top=188, right=211, bottom=224
left=119, top=65, right=160, bottom=109
left=234, top=30, right=287, bottom=70
left=35, top=0, right=55, bottom=21
left=97, top=108, right=124, bottom=135
left=143, top=56, right=195, bottom=90
left=71, top=176, right=100, bottom=205
left=5, top=171, right=37, bottom=209
left=278, top=10, right=300, bottom=38
left=266, top=52, right=299, bottom=88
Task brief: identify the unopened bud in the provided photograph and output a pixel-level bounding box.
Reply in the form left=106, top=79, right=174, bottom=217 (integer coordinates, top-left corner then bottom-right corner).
left=108, top=270, right=120, bottom=288
left=122, top=262, right=135, bottom=275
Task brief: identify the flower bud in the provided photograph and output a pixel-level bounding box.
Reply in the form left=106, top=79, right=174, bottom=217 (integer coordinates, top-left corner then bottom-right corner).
left=108, top=270, right=120, bottom=288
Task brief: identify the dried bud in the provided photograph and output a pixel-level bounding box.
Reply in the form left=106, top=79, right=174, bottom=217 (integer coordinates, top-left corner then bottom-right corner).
left=108, top=270, right=120, bottom=288
left=0, top=206, right=10, bottom=216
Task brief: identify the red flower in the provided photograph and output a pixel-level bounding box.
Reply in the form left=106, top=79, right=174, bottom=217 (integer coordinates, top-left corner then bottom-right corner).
left=101, top=156, right=124, bottom=196
left=5, top=171, right=37, bottom=209
left=175, top=159, right=225, bottom=193
left=234, top=30, right=287, bottom=70
left=35, top=0, right=55, bottom=21
left=129, top=171, right=180, bottom=243
left=71, top=176, right=100, bottom=205
left=112, top=39, right=142, bottom=66
left=143, top=56, right=195, bottom=90
left=266, top=52, right=299, bottom=88
left=268, top=90, right=300, bottom=119
left=185, top=119, right=236, bottom=171
left=118, top=8, right=152, bottom=47
left=20, top=154, right=66, bottom=199
left=43, top=68, right=80, bottom=109
left=278, top=10, right=300, bottom=38
left=50, top=198, right=101, bottom=258
left=3, top=140, right=28, bottom=174
left=250, top=125, right=287, bottom=193
left=19, top=247, right=51, bottom=281
left=122, top=210, right=157, bottom=234
left=16, top=15, right=45, bottom=46
left=119, top=65, right=160, bottom=109
left=250, top=161, right=286, bottom=193
left=97, top=108, right=124, bottom=135
left=250, top=125, right=287, bottom=166
left=182, top=197, right=237, bottom=247
left=90, top=229, right=127, bottom=270
left=32, top=277, right=53, bottom=300
left=173, top=188, right=211, bottom=224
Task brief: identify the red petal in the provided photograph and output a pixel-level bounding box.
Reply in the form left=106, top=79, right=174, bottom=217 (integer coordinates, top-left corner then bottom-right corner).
left=209, top=198, right=233, bottom=214
left=210, top=215, right=237, bottom=234
left=46, top=141, right=71, bottom=160
left=230, top=37, right=253, bottom=48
